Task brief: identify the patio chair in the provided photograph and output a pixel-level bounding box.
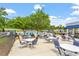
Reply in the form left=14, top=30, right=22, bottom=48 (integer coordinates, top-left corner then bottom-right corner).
left=44, top=35, right=48, bottom=38
left=73, top=40, right=79, bottom=47
left=52, top=38, right=70, bottom=56
left=32, top=35, right=39, bottom=45
left=52, top=38, right=62, bottom=55
left=27, top=35, right=39, bottom=48
left=44, top=35, right=51, bottom=42
left=18, top=35, right=26, bottom=45
left=19, top=39, right=26, bottom=45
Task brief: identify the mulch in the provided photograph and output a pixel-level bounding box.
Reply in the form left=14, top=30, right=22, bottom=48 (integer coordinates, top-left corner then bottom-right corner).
left=0, top=38, right=15, bottom=56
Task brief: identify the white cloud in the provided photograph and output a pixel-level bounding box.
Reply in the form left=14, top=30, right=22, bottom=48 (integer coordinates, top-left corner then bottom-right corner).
left=65, top=17, right=73, bottom=21
left=74, top=3, right=79, bottom=6
left=71, top=3, right=79, bottom=16
left=65, top=17, right=74, bottom=24
left=34, top=4, right=44, bottom=10
left=49, top=16, right=65, bottom=26
left=49, top=16, right=57, bottom=20
left=71, top=11, right=79, bottom=15
left=72, top=6, right=79, bottom=9
left=5, top=8, right=16, bottom=14
left=65, top=17, right=79, bottom=24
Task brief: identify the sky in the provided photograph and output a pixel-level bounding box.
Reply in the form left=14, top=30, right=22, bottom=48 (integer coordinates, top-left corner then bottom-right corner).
left=0, top=3, right=79, bottom=26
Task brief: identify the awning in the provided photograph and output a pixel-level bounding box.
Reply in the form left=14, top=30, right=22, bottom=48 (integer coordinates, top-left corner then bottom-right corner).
left=65, top=25, right=79, bottom=29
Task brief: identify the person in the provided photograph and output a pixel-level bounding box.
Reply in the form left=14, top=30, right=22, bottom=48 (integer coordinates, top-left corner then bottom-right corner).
left=31, top=34, right=35, bottom=38
left=32, top=35, right=39, bottom=46
left=35, top=35, right=39, bottom=40
left=15, top=33, right=19, bottom=39
left=18, top=35, right=26, bottom=45
left=61, top=33, right=66, bottom=40
left=28, top=34, right=38, bottom=48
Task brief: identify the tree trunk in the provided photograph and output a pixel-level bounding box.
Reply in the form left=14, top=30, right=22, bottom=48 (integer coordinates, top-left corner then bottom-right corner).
left=23, top=29, right=25, bottom=35
left=2, top=28, right=5, bottom=32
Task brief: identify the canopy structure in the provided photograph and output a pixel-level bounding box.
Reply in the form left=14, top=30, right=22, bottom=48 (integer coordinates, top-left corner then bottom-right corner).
left=65, top=21, right=79, bottom=36
left=65, top=21, right=79, bottom=29
left=65, top=25, right=79, bottom=29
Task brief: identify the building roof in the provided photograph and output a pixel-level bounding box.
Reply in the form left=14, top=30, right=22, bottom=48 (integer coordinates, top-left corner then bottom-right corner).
left=65, top=25, right=79, bottom=29
left=65, top=21, right=79, bottom=29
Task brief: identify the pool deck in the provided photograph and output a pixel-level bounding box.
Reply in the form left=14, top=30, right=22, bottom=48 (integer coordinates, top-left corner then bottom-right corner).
left=8, top=36, right=76, bottom=56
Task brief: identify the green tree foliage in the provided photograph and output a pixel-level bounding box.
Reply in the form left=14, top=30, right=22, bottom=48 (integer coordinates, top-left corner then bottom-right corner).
left=30, top=9, right=50, bottom=31
left=7, top=9, right=50, bottom=31
left=0, top=8, right=8, bottom=31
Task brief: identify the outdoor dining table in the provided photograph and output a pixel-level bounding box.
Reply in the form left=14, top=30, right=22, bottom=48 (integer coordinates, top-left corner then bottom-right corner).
left=75, top=38, right=79, bottom=41
left=48, top=36, right=54, bottom=39
left=47, top=36, right=55, bottom=40
left=60, top=44, right=79, bottom=53
left=24, top=38, right=35, bottom=45
left=46, top=36, right=59, bottom=42
left=24, top=38, right=35, bottom=41
left=46, top=36, right=54, bottom=41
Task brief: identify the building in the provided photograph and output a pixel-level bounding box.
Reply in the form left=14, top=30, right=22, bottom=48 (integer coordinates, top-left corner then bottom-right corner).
left=65, top=21, right=79, bottom=38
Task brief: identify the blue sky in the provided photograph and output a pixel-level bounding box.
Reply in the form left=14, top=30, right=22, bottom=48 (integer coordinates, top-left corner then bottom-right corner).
left=0, top=3, right=79, bottom=26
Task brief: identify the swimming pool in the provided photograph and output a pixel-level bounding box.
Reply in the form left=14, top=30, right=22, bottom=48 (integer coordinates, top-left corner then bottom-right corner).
left=16, top=31, right=41, bottom=36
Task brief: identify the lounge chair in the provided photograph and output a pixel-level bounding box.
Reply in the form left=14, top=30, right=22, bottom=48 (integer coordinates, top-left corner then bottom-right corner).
left=52, top=37, right=70, bottom=56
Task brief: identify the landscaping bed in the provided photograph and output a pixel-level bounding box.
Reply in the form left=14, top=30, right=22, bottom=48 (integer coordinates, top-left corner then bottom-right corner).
left=0, top=32, right=15, bottom=56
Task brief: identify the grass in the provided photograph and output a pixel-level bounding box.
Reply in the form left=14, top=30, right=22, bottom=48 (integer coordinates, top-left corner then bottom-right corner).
left=0, top=37, right=8, bottom=44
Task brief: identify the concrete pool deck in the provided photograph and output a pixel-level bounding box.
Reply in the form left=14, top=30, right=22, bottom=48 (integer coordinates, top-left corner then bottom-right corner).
left=8, top=36, right=75, bottom=56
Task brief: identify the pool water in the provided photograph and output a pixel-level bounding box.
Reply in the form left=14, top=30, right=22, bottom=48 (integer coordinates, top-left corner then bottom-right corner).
left=16, top=31, right=41, bottom=36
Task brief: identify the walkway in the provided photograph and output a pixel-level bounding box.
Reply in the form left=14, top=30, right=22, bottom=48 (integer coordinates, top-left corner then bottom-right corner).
left=8, top=37, right=72, bottom=56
